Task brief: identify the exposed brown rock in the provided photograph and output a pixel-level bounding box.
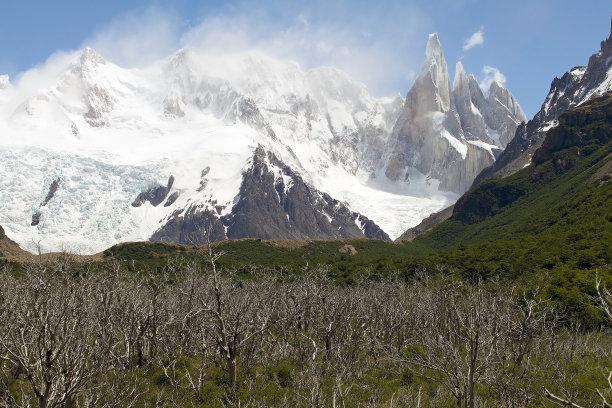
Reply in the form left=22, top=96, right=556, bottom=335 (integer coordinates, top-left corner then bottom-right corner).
left=338, top=244, right=357, bottom=255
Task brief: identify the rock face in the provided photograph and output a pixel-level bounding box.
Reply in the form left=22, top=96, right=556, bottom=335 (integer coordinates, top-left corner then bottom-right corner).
left=532, top=92, right=612, bottom=165
left=71, top=48, right=117, bottom=127
left=381, top=34, right=525, bottom=194
left=226, top=146, right=389, bottom=240
left=152, top=146, right=390, bottom=244
left=150, top=207, right=227, bottom=244
left=132, top=176, right=175, bottom=207
left=475, top=21, right=612, bottom=185
left=41, top=178, right=61, bottom=207
left=31, top=178, right=62, bottom=226
left=453, top=91, right=612, bottom=229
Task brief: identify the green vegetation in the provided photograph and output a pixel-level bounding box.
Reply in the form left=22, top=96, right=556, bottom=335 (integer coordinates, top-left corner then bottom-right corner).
left=1, top=257, right=611, bottom=407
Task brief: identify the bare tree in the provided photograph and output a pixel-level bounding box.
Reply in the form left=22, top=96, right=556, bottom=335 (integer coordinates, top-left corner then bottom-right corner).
left=595, top=272, right=612, bottom=407
left=0, top=260, right=109, bottom=408
left=404, top=280, right=506, bottom=408
left=544, top=271, right=612, bottom=408
left=189, top=242, right=281, bottom=389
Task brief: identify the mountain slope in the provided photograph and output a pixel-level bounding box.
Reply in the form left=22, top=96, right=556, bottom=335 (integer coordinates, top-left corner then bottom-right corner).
left=0, top=225, right=31, bottom=260
left=0, top=33, right=525, bottom=253
left=398, top=24, right=612, bottom=243
left=413, top=92, right=612, bottom=271
left=151, top=146, right=390, bottom=243
left=474, top=22, right=612, bottom=184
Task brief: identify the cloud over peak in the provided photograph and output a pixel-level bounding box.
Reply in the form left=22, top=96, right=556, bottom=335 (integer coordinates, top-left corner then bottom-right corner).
left=479, top=65, right=507, bottom=93
left=463, top=27, right=484, bottom=51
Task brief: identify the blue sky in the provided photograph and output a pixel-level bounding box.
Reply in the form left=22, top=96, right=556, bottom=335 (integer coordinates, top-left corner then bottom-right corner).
left=0, top=1, right=610, bottom=117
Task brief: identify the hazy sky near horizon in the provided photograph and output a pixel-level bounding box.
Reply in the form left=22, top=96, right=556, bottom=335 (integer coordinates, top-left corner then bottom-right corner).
left=0, top=1, right=610, bottom=117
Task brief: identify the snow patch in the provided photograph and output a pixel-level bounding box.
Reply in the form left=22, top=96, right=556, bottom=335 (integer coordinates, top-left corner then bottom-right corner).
left=354, top=215, right=366, bottom=235
left=539, top=120, right=558, bottom=133
left=442, top=130, right=467, bottom=159
left=467, top=140, right=499, bottom=159
left=470, top=102, right=482, bottom=117
left=321, top=211, right=333, bottom=224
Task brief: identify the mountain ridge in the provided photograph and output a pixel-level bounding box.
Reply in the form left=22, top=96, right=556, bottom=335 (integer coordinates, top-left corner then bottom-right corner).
left=474, top=21, right=612, bottom=185
left=398, top=23, right=612, bottom=242
left=414, top=91, right=612, bottom=256
left=0, top=35, right=521, bottom=253
left=381, top=33, right=525, bottom=194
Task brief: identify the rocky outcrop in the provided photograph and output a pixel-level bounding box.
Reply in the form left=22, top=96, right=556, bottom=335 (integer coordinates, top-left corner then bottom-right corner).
left=226, top=147, right=389, bottom=240
left=474, top=21, right=612, bottom=185
left=31, top=211, right=41, bottom=226
left=151, top=146, right=390, bottom=244
left=150, top=206, right=227, bottom=244
left=132, top=176, right=175, bottom=207
left=533, top=92, right=612, bottom=164
left=381, top=34, right=525, bottom=195
left=40, top=178, right=60, bottom=207
left=164, top=191, right=180, bottom=207
left=30, top=178, right=62, bottom=226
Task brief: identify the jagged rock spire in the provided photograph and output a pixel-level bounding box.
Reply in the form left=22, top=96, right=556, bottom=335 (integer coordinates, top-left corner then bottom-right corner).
left=381, top=33, right=525, bottom=194
left=421, top=33, right=451, bottom=112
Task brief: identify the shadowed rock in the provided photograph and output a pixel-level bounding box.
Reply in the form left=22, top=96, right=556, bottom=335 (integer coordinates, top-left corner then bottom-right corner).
left=132, top=176, right=175, bottom=207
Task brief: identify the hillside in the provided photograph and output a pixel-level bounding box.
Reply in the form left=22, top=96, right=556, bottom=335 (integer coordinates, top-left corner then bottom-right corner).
left=407, top=93, right=612, bottom=295
left=0, top=225, right=31, bottom=261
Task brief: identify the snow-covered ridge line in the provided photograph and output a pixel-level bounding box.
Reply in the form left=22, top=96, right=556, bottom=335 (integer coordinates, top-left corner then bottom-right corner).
left=0, top=45, right=460, bottom=253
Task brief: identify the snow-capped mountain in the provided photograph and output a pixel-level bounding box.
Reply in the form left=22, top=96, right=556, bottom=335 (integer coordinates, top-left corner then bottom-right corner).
left=380, top=34, right=526, bottom=194
left=475, top=21, right=612, bottom=184
left=0, top=46, right=446, bottom=253
left=0, top=35, right=522, bottom=254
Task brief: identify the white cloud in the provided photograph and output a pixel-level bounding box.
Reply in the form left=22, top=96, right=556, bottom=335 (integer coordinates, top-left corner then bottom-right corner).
left=463, top=27, right=484, bottom=50
left=479, top=65, right=507, bottom=93
left=315, top=41, right=334, bottom=55
left=82, top=7, right=183, bottom=68
left=0, top=74, right=10, bottom=90
left=297, top=12, right=309, bottom=29
left=0, top=50, right=76, bottom=117
left=174, top=2, right=432, bottom=97
left=9, top=2, right=432, bottom=98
